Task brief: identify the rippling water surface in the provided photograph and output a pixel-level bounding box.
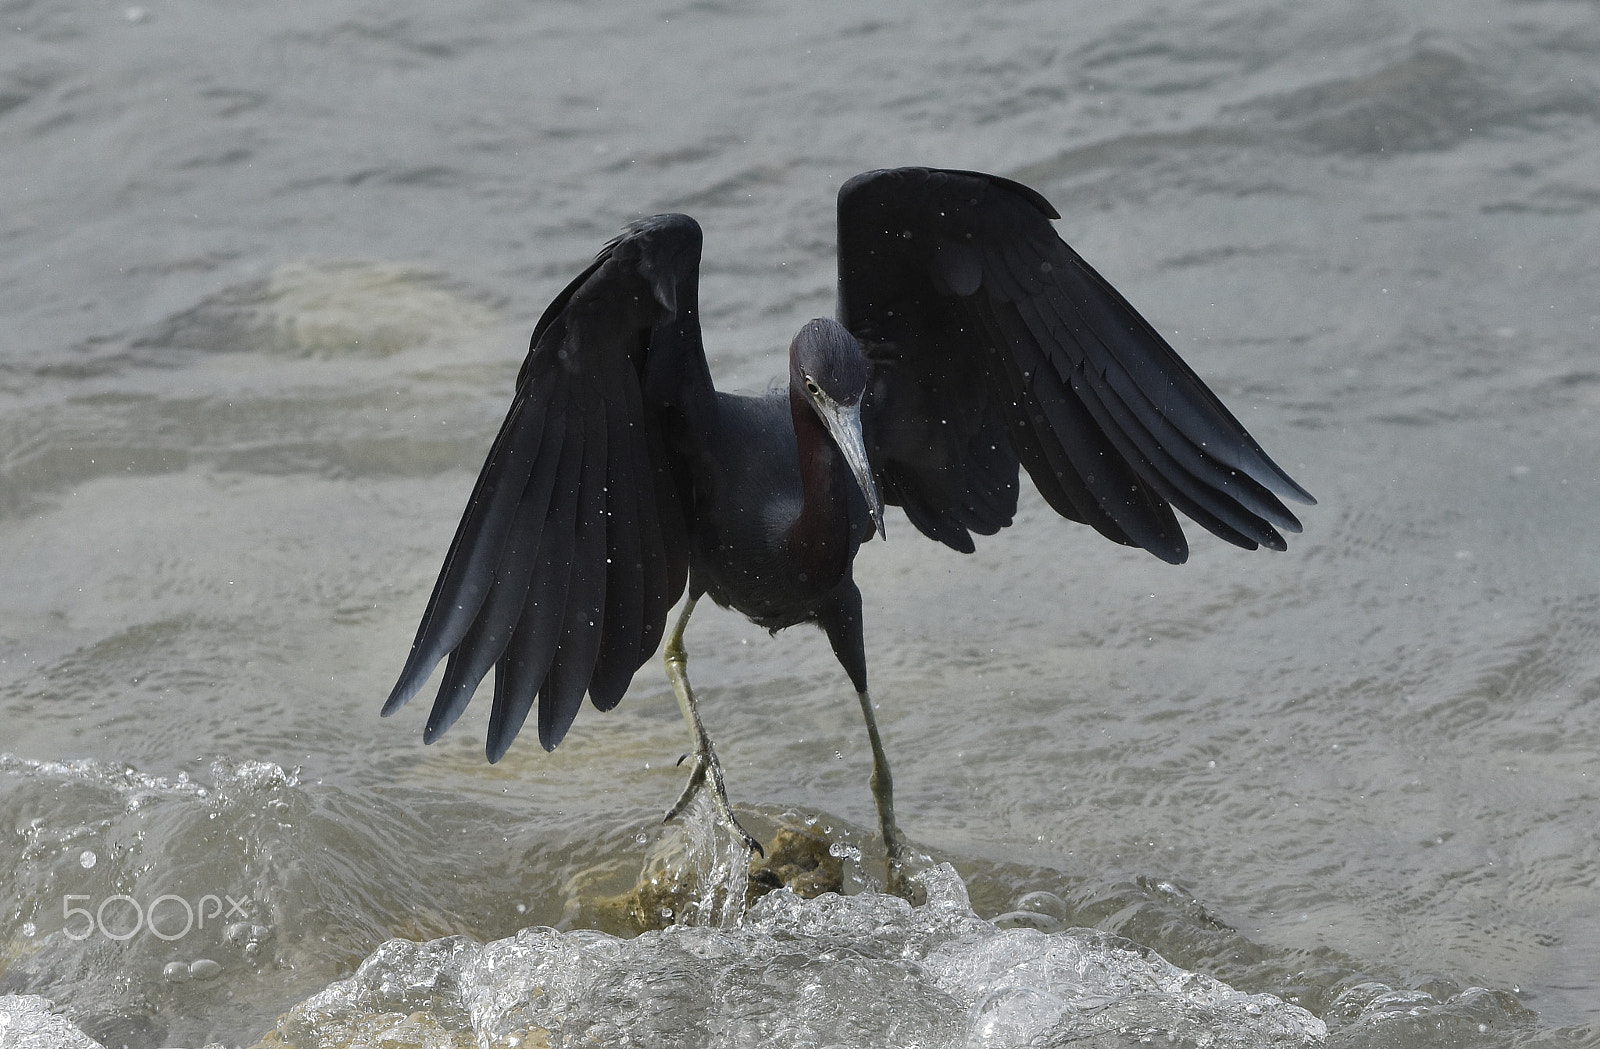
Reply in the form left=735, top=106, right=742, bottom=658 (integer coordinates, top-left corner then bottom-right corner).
left=2, top=0, right=1598, bottom=1046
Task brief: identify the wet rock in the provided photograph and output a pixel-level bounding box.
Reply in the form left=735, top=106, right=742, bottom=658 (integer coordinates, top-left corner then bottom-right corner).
left=575, top=818, right=848, bottom=935
left=745, top=825, right=845, bottom=905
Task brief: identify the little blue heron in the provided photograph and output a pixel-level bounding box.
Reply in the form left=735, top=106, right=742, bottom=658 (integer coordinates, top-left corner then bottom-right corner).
left=382, top=167, right=1313, bottom=883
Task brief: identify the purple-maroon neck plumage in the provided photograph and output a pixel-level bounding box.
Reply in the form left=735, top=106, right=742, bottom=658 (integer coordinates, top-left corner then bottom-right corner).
left=784, top=319, right=882, bottom=589
left=787, top=380, right=854, bottom=588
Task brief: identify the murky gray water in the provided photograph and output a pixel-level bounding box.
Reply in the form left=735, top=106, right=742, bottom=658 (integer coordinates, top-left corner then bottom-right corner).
left=2, top=0, right=1599, bottom=1045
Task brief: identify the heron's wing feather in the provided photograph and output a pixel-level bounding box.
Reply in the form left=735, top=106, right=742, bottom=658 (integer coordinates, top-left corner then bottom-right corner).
left=383, top=214, right=699, bottom=759
left=838, top=167, right=1313, bottom=563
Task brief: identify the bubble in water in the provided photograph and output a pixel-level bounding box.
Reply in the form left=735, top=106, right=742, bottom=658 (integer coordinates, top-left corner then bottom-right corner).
left=20, top=922, right=35, bottom=937
left=1010, top=890, right=1069, bottom=922
left=189, top=958, right=223, bottom=980
left=78, top=850, right=97, bottom=869
left=162, top=962, right=191, bottom=983
left=991, top=910, right=1065, bottom=933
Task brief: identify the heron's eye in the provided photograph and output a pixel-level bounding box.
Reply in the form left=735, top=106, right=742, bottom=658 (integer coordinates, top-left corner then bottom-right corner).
left=804, top=377, right=821, bottom=398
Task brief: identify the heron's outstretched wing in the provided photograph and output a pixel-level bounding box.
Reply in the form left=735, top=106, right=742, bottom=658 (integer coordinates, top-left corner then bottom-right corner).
left=383, top=215, right=699, bottom=759
left=838, top=167, right=1313, bottom=563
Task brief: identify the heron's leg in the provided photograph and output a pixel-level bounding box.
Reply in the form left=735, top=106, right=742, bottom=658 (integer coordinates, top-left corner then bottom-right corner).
left=856, top=688, right=907, bottom=893
left=661, top=596, right=764, bottom=856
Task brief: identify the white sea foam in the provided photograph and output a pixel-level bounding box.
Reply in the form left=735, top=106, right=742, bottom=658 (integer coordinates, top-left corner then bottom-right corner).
left=269, top=864, right=1325, bottom=1049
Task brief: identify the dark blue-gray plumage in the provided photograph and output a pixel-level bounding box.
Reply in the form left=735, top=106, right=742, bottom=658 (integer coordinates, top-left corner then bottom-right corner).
left=382, top=167, right=1314, bottom=881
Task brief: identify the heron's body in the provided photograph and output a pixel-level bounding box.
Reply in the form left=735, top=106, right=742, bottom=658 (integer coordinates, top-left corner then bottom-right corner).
left=681, top=389, right=868, bottom=636
left=382, top=168, right=1313, bottom=885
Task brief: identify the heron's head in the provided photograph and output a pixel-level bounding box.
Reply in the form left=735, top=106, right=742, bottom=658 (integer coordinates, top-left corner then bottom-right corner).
left=789, top=319, right=885, bottom=539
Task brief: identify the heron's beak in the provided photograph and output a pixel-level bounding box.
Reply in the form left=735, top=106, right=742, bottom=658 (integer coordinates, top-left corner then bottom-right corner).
left=821, top=399, right=887, bottom=540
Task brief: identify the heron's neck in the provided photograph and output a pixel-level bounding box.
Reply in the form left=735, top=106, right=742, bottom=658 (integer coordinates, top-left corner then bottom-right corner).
left=786, top=386, right=852, bottom=588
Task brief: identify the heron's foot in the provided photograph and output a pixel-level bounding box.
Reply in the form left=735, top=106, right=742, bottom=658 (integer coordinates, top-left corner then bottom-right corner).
left=665, top=749, right=765, bottom=857
left=882, top=827, right=912, bottom=899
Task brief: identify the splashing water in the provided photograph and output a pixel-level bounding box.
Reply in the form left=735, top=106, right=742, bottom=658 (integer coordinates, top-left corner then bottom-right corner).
left=261, top=864, right=1324, bottom=1049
